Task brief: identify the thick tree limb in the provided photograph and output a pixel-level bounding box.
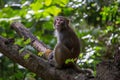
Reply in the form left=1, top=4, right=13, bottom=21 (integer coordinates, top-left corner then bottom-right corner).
left=0, top=22, right=93, bottom=80
left=0, top=36, right=55, bottom=80
left=96, top=61, right=120, bottom=80
left=11, top=22, right=49, bottom=53
left=96, top=45, right=120, bottom=80
left=0, top=22, right=119, bottom=80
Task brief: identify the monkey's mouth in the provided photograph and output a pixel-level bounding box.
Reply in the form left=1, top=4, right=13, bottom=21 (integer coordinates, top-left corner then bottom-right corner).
left=55, top=25, right=61, bottom=30
left=55, top=25, right=60, bottom=29
left=56, top=23, right=61, bottom=26
left=55, top=23, right=61, bottom=27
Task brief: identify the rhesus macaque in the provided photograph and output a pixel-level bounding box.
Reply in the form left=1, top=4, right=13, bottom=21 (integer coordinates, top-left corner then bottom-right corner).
left=48, top=16, right=80, bottom=69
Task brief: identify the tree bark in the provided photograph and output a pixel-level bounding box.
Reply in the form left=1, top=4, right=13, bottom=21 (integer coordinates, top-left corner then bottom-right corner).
left=0, top=22, right=93, bottom=80
left=0, top=22, right=119, bottom=80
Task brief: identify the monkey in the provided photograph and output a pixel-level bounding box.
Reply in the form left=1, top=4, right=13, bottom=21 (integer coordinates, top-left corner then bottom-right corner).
left=43, top=16, right=93, bottom=75
left=48, top=16, right=80, bottom=69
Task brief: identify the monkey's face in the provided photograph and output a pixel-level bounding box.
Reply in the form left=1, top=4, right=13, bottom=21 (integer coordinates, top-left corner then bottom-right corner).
left=54, top=16, right=69, bottom=31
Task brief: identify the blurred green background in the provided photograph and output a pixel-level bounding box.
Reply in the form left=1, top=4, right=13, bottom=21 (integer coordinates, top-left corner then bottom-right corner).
left=0, top=0, right=120, bottom=80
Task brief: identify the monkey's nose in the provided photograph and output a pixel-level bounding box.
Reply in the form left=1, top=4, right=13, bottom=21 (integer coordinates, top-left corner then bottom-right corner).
left=56, top=22, right=60, bottom=26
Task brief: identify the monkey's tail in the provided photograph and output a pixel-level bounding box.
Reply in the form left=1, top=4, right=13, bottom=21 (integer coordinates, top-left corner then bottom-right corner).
left=72, top=63, right=93, bottom=76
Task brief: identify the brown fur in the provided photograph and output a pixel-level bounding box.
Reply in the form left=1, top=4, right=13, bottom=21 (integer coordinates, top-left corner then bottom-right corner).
left=49, top=16, right=80, bottom=68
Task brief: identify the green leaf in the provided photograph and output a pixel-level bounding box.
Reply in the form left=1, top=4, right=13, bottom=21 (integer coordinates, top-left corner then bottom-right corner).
left=0, top=78, right=2, bottom=80
left=53, top=0, right=69, bottom=7
left=38, top=52, right=44, bottom=56
left=45, top=6, right=61, bottom=16
left=15, top=38, right=24, bottom=46
left=42, top=22, right=53, bottom=30
left=19, top=48, right=24, bottom=53
left=93, top=46, right=102, bottom=51
left=45, top=0, right=52, bottom=6
left=63, top=7, right=73, bottom=16
left=24, top=38, right=31, bottom=45
left=60, top=0, right=69, bottom=7
left=24, top=53, right=30, bottom=60
left=103, top=26, right=113, bottom=34
left=79, top=53, right=83, bottom=58
left=27, top=72, right=36, bottom=78
left=65, top=58, right=75, bottom=64
left=14, top=71, right=23, bottom=79
left=30, top=0, right=43, bottom=11
left=107, top=26, right=113, bottom=31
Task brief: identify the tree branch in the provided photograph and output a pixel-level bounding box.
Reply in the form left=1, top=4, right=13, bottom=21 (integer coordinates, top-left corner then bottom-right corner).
left=11, top=22, right=49, bottom=53
left=0, top=22, right=92, bottom=80
left=1, top=22, right=119, bottom=80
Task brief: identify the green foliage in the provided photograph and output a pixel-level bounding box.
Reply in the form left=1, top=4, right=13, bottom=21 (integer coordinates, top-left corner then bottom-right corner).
left=24, top=53, right=30, bottom=60
left=15, top=38, right=24, bottom=46
left=0, top=0, right=120, bottom=79
left=38, top=52, right=44, bottom=57
left=10, top=70, right=24, bottom=80
left=24, top=38, right=31, bottom=45
left=19, top=48, right=24, bottom=53
left=27, top=72, right=36, bottom=77
left=65, top=58, right=76, bottom=64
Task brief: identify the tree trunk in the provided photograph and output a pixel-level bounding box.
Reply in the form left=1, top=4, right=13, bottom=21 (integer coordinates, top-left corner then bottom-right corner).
left=0, top=22, right=119, bottom=80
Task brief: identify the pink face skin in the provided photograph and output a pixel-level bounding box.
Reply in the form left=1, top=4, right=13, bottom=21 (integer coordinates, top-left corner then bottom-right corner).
left=54, top=16, right=70, bottom=31
left=54, top=17, right=66, bottom=31
left=55, top=18, right=64, bottom=26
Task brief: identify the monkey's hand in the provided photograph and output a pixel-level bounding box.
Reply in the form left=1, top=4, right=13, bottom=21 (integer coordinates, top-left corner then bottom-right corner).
left=47, top=51, right=56, bottom=67
left=43, top=49, right=52, bottom=59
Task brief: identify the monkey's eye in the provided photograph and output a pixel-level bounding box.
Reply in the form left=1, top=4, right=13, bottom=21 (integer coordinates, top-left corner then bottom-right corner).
left=56, top=18, right=63, bottom=22
left=60, top=20, right=64, bottom=23
left=55, top=18, right=65, bottom=26
left=56, top=18, right=60, bottom=21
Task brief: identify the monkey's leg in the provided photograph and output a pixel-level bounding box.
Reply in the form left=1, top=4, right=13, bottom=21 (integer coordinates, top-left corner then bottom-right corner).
left=54, top=43, right=71, bottom=68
